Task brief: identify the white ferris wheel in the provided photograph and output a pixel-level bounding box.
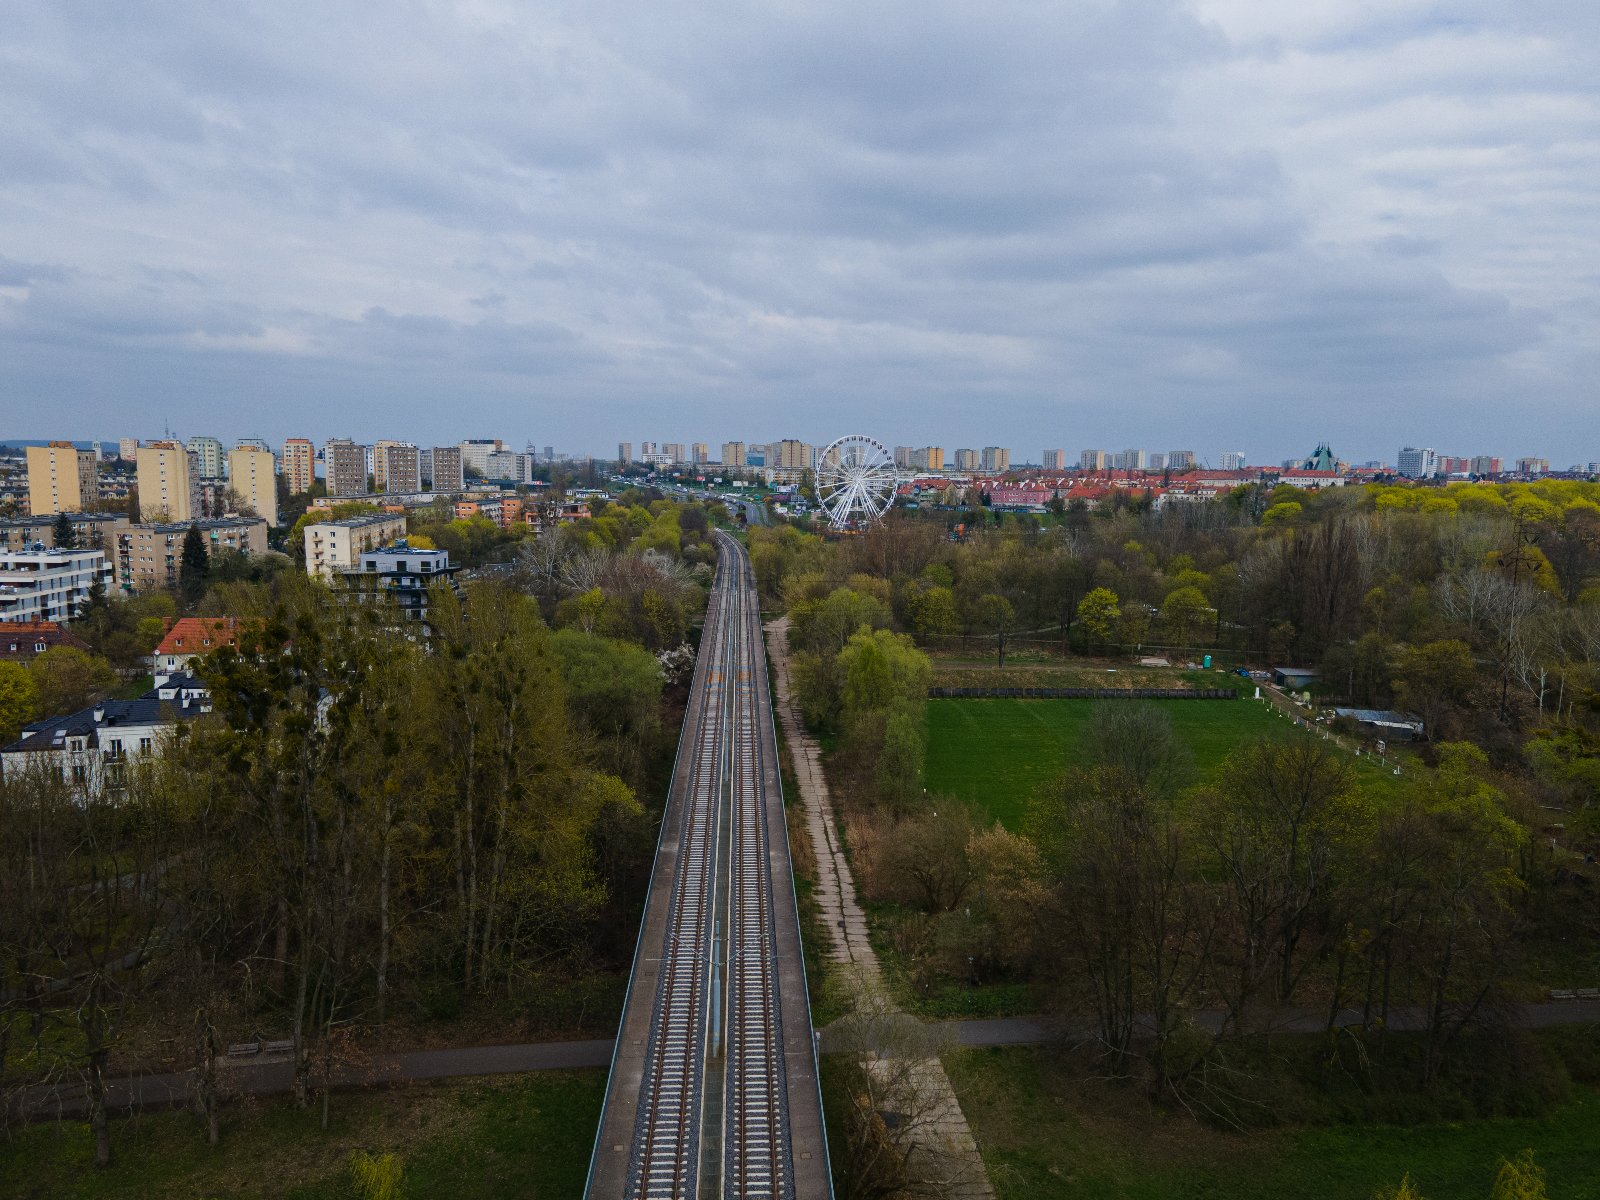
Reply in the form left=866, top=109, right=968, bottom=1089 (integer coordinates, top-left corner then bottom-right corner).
left=815, top=435, right=899, bottom=530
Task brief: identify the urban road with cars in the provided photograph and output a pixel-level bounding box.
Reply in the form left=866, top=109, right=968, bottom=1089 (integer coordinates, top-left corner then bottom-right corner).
left=585, top=529, right=830, bottom=1199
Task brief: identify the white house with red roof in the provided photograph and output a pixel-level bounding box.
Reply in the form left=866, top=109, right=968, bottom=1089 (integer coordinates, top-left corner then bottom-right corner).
left=153, top=617, right=243, bottom=674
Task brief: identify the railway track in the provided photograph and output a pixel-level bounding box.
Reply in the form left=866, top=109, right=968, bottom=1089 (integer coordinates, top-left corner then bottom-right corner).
left=589, top=531, right=827, bottom=1200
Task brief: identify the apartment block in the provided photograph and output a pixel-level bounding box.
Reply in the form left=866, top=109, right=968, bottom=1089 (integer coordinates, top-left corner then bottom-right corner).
left=773, top=440, right=813, bottom=470
left=226, top=445, right=279, bottom=526
left=26, top=442, right=98, bottom=515
left=484, top=450, right=533, bottom=483
left=1397, top=447, right=1437, bottom=479
left=0, top=547, right=113, bottom=623
left=1470, top=456, right=1502, bottom=476
left=187, top=436, right=226, bottom=480
left=1042, top=449, right=1065, bottom=471
left=373, top=441, right=421, bottom=494
left=721, top=442, right=745, bottom=468
left=1080, top=449, right=1106, bottom=471
left=459, top=439, right=504, bottom=476
left=662, top=443, right=687, bottom=464
left=115, top=518, right=268, bottom=593
left=894, top=446, right=914, bottom=469
left=911, top=447, right=945, bottom=471
left=136, top=441, right=200, bottom=523
left=981, top=446, right=1010, bottom=473
left=118, top=438, right=140, bottom=462
left=1219, top=451, right=1246, bottom=471
left=283, top=438, right=315, bottom=495
left=1517, top=457, right=1550, bottom=476
left=691, top=443, right=709, bottom=464
left=618, top=442, right=633, bottom=464
left=1113, top=449, right=1147, bottom=471
left=324, top=439, right=369, bottom=497
left=428, top=446, right=464, bottom=491
left=1166, top=450, right=1196, bottom=470
left=953, top=449, right=978, bottom=472
left=304, top=514, right=408, bottom=580
left=0, top=513, right=129, bottom=553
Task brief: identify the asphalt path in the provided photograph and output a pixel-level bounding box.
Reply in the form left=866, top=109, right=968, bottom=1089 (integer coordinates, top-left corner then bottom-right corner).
left=14, top=1001, right=1597, bottom=1121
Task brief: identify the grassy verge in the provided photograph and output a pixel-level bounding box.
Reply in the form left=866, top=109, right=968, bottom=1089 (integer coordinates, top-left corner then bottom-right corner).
left=0, top=1070, right=604, bottom=1200
left=947, top=1045, right=1600, bottom=1200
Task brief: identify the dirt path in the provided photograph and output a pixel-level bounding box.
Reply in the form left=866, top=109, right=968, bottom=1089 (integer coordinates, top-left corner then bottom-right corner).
left=767, top=615, right=995, bottom=1200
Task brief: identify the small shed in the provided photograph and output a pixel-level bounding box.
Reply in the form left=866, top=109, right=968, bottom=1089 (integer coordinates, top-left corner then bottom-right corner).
left=1332, top=707, right=1425, bottom=741
left=1272, top=667, right=1320, bottom=689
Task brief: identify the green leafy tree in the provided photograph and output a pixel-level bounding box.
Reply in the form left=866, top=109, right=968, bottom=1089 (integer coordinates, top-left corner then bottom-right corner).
left=1160, top=585, right=1211, bottom=647
left=907, top=585, right=959, bottom=643
left=1392, top=638, right=1477, bottom=738
left=970, top=592, right=1016, bottom=666
left=52, top=511, right=78, bottom=550
left=1489, top=1150, right=1547, bottom=1200
left=27, top=646, right=117, bottom=716
left=1075, top=587, right=1120, bottom=651
left=0, top=660, right=39, bottom=742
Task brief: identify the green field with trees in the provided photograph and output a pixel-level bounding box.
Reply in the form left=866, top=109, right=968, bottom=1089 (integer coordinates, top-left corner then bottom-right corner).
left=925, top=696, right=1288, bottom=828
left=752, top=475, right=1600, bottom=1195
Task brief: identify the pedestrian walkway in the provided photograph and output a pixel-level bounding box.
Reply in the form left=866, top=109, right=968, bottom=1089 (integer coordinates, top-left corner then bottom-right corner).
left=767, top=615, right=995, bottom=1200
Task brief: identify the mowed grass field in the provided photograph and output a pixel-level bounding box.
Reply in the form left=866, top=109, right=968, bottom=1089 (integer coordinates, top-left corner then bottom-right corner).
left=948, top=1046, right=1600, bottom=1200
left=925, top=697, right=1394, bottom=830
left=0, top=1070, right=605, bottom=1200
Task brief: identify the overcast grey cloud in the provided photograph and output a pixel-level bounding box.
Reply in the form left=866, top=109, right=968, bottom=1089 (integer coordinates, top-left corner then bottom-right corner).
left=1, top=0, right=1595, bottom=462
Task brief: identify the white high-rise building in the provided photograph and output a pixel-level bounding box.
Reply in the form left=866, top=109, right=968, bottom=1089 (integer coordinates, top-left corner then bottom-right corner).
left=1219, top=451, right=1246, bottom=471
left=1166, top=450, right=1196, bottom=470
left=1079, top=449, right=1106, bottom=471
left=187, top=436, right=226, bottom=480
left=1397, top=447, right=1438, bottom=479
left=1042, top=449, right=1065, bottom=471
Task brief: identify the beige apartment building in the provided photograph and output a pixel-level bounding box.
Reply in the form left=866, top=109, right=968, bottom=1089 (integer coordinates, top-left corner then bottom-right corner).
left=26, top=442, right=99, bottom=515
left=304, top=513, right=407, bottom=580
left=226, top=445, right=279, bottom=527
left=115, top=517, right=268, bottom=592
left=136, top=441, right=200, bottom=523
left=283, top=438, right=315, bottom=495
left=773, top=439, right=813, bottom=470
left=373, top=441, right=421, bottom=493
left=912, top=446, right=945, bottom=471
left=324, top=439, right=369, bottom=497
left=721, top=442, right=745, bottom=468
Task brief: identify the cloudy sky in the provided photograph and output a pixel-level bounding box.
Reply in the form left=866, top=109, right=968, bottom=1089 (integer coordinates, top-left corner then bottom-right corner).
left=2, top=1, right=1596, bottom=464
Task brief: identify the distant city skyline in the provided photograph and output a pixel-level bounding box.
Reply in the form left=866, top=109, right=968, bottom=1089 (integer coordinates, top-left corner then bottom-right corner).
left=4, top=5, right=1598, bottom=467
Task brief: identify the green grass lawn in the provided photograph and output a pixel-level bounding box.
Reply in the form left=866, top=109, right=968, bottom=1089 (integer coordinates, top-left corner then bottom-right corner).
left=925, top=697, right=1403, bottom=830
left=947, top=1046, right=1600, bottom=1200
left=0, top=1070, right=604, bottom=1200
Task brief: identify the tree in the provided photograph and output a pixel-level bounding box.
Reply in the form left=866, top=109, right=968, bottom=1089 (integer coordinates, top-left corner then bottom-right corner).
left=877, top=807, right=976, bottom=912
left=52, top=512, right=78, bottom=550
left=0, top=660, right=39, bottom=742
left=179, top=524, right=210, bottom=606
left=1489, top=1150, right=1547, bottom=1200
left=27, top=646, right=117, bottom=716
left=1076, top=587, right=1121, bottom=651
left=906, top=585, right=959, bottom=643
left=1392, top=639, right=1477, bottom=738
left=1372, top=1176, right=1428, bottom=1200
left=970, top=593, right=1015, bottom=666
left=1159, top=585, right=1211, bottom=647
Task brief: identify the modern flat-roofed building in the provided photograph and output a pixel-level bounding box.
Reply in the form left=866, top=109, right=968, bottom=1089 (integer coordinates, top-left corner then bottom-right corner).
left=136, top=441, right=200, bottom=523
left=0, top=547, right=112, bottom=623
left=618, top=442, right=634, bottom=465
left=187, top=436, right=226, bottom=480
left=115, top=517, right=268, bottom=592
left=1470, top=456, right=1502, bottom=476
left=324, top=439, right=369, bottom=497
left=1042, top=449, right=1065, bottom=471
left=304, top=513, right=408, bottom=579
left=26, top=442, right=99, bottom=515
left=484, top=450, right=533, bottom=483
left=283, top=438, right=315, bottom=495
left=118, top=438, right=140, bottom=462
left=1166, top=450, right=1196, bottom=471
left=981, top=446, right=1010, bottom=473
left=226, top=445, right=279, bottom=527
left=336, top=542, right=462, bottom=632
left=691, top=443, right=709, bottom=464
left=912, top=447, right=945, bottom=471
left=720, top=442, right=744, bottom=468
left=953, top=448, right=978, bottom=472
left=1219, top=451, right=1246, bottom=471
left=1080, top=449, right=1106, bottom=471
left=773, top=439, right=812, bottom=470
left=459, top=439, right=504, bottom=476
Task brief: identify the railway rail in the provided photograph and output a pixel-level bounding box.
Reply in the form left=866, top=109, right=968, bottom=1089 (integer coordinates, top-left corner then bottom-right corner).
left=587, top=531, right=829, bottom=1200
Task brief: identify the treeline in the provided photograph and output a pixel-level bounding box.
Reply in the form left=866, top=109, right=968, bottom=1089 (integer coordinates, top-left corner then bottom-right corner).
left=0, top=496, right=724, bottom=1166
